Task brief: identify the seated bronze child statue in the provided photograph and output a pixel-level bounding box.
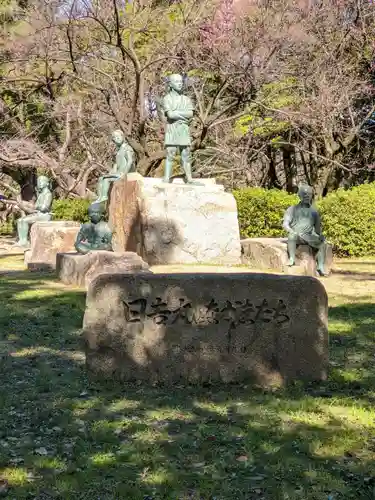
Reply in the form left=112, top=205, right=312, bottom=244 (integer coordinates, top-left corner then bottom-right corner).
left=282, top=184, right=328, bottom=276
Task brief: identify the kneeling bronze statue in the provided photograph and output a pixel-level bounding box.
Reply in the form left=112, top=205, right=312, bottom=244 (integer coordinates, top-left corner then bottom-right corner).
left=74, top=203, right=113, bottom=254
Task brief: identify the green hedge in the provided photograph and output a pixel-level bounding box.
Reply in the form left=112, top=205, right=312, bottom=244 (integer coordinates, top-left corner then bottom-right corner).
left=52, top=198, right=91, bottom=223
left=233, top=184, right=375, bottom=257
left=318, top=184, right=375, bottom=257
left=233, top=188, right=297, bottom=238
left=0, top=220, right=14, bottom=236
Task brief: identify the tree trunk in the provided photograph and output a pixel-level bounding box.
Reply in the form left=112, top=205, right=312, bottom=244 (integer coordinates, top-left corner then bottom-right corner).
left=265, top=145, right=282, bottom=189
left=3, top=167, right=37, bottom=202
left=314, top=162, right=334, bottom=198
left=282, top=146, right=295, bottom=193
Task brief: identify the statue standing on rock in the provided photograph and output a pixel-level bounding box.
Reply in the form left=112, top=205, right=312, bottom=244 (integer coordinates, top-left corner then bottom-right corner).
left=283, top=184, right=328, bottom=276
left=14, top=175, right=53, bottom=247
left=95, top=129, right=135, bottom=204
left=160, top=73, right=202, bottom=185
left=74, top=202, right=113, bottom=254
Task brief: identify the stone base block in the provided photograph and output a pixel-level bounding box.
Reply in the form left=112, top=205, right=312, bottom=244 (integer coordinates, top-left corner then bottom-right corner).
left=24, top=221, right=80, bottom=270
left=109, top=174, right=242, bottom=265
left=241, top=238, right=333, bottom=276
left=83, top=273, right=328, bottom=387
left=56, top=250, right=151, bottom=288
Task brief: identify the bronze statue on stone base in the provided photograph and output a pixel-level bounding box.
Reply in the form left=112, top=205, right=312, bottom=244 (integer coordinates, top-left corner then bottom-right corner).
left=74, top=203, right=113, bottom=254
left=283, top=184, right=328, bottom=276
left=95, top=130, right=135, bottom=204
left=13, top=175, right=53, bottom=248
left=160, top=74, right=203, bottom=185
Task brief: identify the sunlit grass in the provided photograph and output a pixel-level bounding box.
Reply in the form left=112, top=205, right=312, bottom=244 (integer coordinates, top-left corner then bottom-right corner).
left=0, top=256, right=375, bottom=498
left=0, top=253, right=24, bottom=271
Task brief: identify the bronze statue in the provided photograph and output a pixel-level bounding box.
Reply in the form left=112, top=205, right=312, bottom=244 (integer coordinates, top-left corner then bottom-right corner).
left=74, top=203, right=113, bottom=254
left=283, top=184, right=327, bottom=276
left=160, top=74, right=202, bottom=185
left=14, top=175, right=53, bottom=247
left=95, top=129, right=135, bottom=204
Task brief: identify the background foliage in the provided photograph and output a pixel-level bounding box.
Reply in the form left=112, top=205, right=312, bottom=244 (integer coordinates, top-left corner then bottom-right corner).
left=52, top=199, right=91, bottom=223
left=233, top=188, right=297, bottom=238
left=318, top=184, right=375, bottom=257
left=1, top=0, right=375, bottom=256
left=1, top=0, right=375, bottom=209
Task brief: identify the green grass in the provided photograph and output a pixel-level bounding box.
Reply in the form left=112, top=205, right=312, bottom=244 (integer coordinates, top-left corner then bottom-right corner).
left=0, top=257, right=375, bottom=499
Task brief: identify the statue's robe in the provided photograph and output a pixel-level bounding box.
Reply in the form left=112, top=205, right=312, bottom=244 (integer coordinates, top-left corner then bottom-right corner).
left=162, top=92, right=193, bottom=147
left=75, top=221, right=112, bottom=254
left=283, top=204, right=323, bottom=248
left=116, top=143, right=135, bottom=175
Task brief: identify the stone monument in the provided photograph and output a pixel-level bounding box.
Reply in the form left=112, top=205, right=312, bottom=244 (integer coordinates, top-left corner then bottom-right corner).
left=160, top=73, right=202, bottom=185
left=14, top=175, right=53, bottom=247
left=24, top=221, right=80, bottom=271
left=109, top=175, right=242, bottom=265
left=283, top=184, right=328, bottom=276
left=240, top=237, right=333, bottom=277
left=56, top=250, right=151, bottom=289
left=83, top=273, right=328, bottom=387
left=74, top=202, right=113, bottom=254
left=95, top=129, right=135, bottom=204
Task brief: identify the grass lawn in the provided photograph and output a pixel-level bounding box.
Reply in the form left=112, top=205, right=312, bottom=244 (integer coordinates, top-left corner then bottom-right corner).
left=0, top=255, right=375, bottom=499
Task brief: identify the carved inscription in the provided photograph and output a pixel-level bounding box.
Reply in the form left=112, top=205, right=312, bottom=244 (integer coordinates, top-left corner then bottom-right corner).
left=123, top=297, right=290, bottom=328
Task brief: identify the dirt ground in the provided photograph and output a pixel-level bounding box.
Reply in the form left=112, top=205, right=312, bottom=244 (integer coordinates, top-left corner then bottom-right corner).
left=1, top=232, right=374, bottom=306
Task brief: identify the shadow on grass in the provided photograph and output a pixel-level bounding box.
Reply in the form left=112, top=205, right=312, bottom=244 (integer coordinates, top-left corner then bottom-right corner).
left=332, top=268, right=375, bottom=281
left=0, top=272, right=375, bottom=499
left=334, top=261, right=375, bottom=266
left=321, top=302, right=375, bottom=403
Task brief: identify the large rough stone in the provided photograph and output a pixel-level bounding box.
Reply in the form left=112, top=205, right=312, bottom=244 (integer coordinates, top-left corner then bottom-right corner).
left=24, top=221, right=80, bottom=270
left=83, top=273, right=328, bottom=387
left=108, top=173, right=143, bottom=255
left=56, top=250, right=151, bottom=288
left=108, top=174, right=241, bottom=265
left=241, top=238, right=333, bottom=276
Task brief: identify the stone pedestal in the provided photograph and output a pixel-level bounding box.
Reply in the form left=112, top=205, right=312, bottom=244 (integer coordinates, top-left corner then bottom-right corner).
left=241, top=237, right=333, bottom=276
left=24, top=221, right=80, bottom=270
left=56, top=250, right=151, bottom=288
left=108, top=174, right=242, bottom=265
left=83, top=273, right=328, bottom=387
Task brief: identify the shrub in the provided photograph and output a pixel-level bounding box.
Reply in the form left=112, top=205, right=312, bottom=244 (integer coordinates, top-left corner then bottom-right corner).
left=52, top=198, right=91, bottom=223
left=0, top=219, right=15, bottom=236
left=318, top=183, right=375, bottom=257
left=233, top=187, right=297, bottom=239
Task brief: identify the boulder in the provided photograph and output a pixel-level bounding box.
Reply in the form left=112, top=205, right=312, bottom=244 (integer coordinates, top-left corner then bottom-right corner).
left=83, top=272, right=328, bottom=387
left=24, top=221, right=80, bottom=270
left=108, top=174, right=242, bottom=265
left=241, top=238, right=333, bottom=276
left=56, top=250, right=151, bottom=288
left=108, top=173, right=143, bottom=256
